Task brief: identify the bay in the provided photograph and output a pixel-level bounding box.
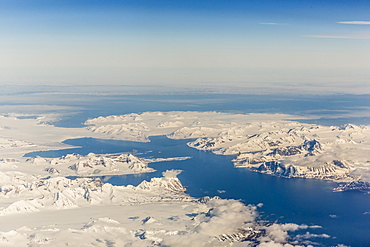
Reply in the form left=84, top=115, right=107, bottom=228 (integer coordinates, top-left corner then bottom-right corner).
left=26, top=135, right=370, bottom=246
left=20, top=92, right=370, bottom=246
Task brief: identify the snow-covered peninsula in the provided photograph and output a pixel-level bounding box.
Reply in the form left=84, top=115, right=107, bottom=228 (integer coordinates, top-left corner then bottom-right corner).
left=0, top=167, right=324, bottom=246
left=1, top=110, right=368, bottom=246
left=85, top=111, right=370, bottom=191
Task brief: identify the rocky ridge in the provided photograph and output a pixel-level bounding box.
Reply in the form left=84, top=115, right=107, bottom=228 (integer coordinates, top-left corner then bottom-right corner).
left=26, top=152, right=154, bottom=176
left=0, top=170, right=192, bottom=216
left=84, top=112, right=370, bottom=190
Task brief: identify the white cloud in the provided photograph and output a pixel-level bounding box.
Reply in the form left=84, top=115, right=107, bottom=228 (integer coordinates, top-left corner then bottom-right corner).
left=306, top=34, right=370, bottom=39
left=257, top=242, right=295, bottom=247
left=259, top=22, right=285, bottom=25
left=261, top=223, right=300, bottom=243
left=194, top=199, right=257, bottom=236
left=307, top=225, right=322, bottom=229
left=295, top=232, right=331, bottom=239
left=338, top=21, right=370, bottom=25
left=160, top=233, right=217, bottom=247
left=162, top=169, right=182, bottom=178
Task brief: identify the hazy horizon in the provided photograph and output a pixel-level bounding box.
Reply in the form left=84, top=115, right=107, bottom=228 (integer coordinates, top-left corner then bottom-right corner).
left=1, top=0, right=370, bottom=93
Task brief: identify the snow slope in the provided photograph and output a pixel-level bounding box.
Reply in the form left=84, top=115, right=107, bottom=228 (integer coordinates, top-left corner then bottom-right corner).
left=0, top=170, right=321, bottom=246
left=0, top=170, right=191, bottom=216
left=85, top=112, right=370, bottom=190
left=29, top=152, right=154, bottom=176
left=0, top=113, right=349, bottom=246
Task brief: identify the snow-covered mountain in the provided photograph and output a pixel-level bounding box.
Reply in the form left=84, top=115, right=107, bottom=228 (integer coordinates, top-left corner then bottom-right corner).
left=0, top=170, right=192, bottom=216
left=84, top=111, right=370, bottom=186
left=0, top=112, right=337, bottom=246
left=0, top=138, right=36, bottom=150
left=0, top=197, right=320, bottom=247
left=334, top=180, right=370, bottom=192
left=188, top=124, right=369, bottom=183
left=26, top=152, right=154, bottom=176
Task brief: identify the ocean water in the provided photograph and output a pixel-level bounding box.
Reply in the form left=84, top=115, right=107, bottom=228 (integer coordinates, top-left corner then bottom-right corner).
left=20, top=92, right=370, bottom=246
left=44, top=93, right=370, bottom=127
left=27, top=136, right=370, bottom=247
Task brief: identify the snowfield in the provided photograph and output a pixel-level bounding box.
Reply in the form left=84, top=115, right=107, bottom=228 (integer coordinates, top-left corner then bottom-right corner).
left=0, top=170, right=322, bottom=246
left=85, top=111, right=370, bottom=191
left=0, top=112, right=364, bottom=246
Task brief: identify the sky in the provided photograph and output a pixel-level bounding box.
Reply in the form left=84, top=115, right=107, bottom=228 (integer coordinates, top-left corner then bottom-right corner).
left=0, top=0, right=370, bottom=92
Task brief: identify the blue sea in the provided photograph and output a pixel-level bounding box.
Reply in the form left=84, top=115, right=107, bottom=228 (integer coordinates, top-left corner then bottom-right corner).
left=10, top=89, right=370, bottom=246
